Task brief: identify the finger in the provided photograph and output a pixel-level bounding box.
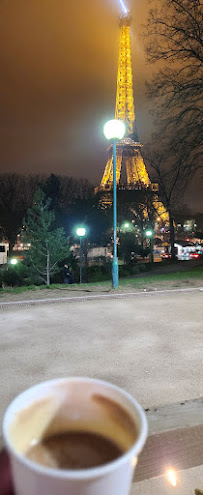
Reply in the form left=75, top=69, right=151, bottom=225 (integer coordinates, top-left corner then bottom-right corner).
left=0, top=449, right=14, bottom=495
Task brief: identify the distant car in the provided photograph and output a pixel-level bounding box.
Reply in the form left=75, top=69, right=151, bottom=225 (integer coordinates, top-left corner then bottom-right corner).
left=189, top=251, right=203, bottom=259
left=161, top=253, right=171, bottom=260
left=161, top=252, right=179, bottom=261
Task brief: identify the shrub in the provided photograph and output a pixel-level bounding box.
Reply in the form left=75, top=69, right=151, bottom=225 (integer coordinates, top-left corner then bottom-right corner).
left=87, top=264, right=111, bottom=282
left=2, top=263, right=29, bottom=287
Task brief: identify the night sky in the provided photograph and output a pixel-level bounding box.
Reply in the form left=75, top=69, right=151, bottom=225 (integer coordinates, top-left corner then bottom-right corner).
left=0, top=0, right=202, bottom=211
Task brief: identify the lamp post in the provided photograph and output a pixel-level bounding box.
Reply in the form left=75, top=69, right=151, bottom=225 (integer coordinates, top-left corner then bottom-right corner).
left=76, top=227, right=86, bottom=284
left=103, top=119, right=125, bottom=288
left=145, top=229, right=154, bottom=263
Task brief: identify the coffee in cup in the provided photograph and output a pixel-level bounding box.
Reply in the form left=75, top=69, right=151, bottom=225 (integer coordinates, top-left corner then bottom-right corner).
left=3, top=377, right=147, bottom=495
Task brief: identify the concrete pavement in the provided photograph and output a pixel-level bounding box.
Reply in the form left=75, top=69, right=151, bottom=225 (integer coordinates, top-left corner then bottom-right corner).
left=0, top=291, right=203, bottom=493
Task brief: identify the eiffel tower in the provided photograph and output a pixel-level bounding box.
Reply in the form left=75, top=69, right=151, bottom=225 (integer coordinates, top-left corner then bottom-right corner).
left=96, top=13, right=167, bottom=221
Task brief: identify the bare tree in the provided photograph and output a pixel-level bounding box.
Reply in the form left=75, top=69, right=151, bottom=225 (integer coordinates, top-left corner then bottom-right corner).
left=0, top=173, right=94, bottom=251
left=117, top=188, right=158, bottom=249
left=144, top=0, right=203, bottom=168
left=59, top=177, right=94, bottom=209
left=142, top=0, right=203, bottom=258
left=144, top=143, right=194, bottom=259
left=0, top=174, right=43, bottom=251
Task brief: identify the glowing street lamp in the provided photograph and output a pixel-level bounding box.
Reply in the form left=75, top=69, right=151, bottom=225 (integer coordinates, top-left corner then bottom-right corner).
left=76, top=227, right=86, bottom=284
left=103, top=120, right=126, bottom=141
left=10, top=258, right=18, bottom=265
left=76, top=228, right=86, bottom=237
left=103, top=119, right=125, bottom=288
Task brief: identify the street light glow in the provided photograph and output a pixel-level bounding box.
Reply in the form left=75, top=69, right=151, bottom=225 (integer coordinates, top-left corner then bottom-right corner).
left=146, top=230, right=153, bottom=237
left=76, top=227, right=86, bottom=237
left=10, top=258, right=18, bottom=265
left=103, top=119, right=126, bottom=141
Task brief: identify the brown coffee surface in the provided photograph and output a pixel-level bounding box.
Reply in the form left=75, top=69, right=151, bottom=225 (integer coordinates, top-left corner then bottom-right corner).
left=26, top=431, right=124, bottom=470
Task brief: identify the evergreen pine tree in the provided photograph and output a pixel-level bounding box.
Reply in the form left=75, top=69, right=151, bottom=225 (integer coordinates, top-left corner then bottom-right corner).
left=23, top=190, right=69, bottom=285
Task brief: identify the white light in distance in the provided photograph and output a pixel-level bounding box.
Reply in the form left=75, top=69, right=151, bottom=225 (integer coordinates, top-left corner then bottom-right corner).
left=10, top=258, right=18, bottom=265
left=76, top=228, right=86, bottom=237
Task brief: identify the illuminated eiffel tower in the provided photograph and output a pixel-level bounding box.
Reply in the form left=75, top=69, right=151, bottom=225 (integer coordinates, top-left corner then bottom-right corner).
left=96, top=13, right=167, bottom=221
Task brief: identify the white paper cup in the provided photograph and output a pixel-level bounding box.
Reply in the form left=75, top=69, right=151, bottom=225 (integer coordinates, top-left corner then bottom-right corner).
left=3, top=377, right=147, bottom=495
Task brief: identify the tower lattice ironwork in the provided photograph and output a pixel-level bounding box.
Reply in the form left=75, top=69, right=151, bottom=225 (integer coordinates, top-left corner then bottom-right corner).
left=96, top=13, right=168, bottom=221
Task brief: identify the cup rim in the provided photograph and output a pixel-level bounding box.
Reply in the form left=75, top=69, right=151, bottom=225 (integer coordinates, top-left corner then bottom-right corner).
left=3, top=377, right=148, bottom=480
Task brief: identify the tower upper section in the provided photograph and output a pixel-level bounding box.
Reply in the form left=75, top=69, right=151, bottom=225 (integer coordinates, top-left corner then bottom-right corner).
left=115, top=14, right=135, bottom=136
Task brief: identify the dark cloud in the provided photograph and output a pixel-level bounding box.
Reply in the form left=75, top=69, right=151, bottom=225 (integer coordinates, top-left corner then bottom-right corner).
left=0, top=0, right=202, bottom=211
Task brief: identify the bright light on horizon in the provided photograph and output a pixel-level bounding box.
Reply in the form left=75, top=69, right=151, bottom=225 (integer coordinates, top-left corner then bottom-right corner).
left=118, top=0, right=128, bottom=14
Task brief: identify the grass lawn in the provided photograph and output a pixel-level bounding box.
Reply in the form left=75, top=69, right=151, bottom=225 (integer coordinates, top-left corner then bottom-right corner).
left=0, top=264, right=203, bottom=295
left=120, top=265, right=203, bottom=288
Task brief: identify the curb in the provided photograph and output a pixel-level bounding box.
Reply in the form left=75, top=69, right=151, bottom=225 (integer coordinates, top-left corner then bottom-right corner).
left=0, top=287, right=202, bottom=309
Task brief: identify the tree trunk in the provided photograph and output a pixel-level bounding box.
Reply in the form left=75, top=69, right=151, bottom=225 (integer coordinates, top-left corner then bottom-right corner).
left=169, top=209, right=176, bottom=262
left=8, top=235, right=17, bottom=257
left=141, top=230, right=144, bottom=250
left=46, top=246, right=50, bottom=285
